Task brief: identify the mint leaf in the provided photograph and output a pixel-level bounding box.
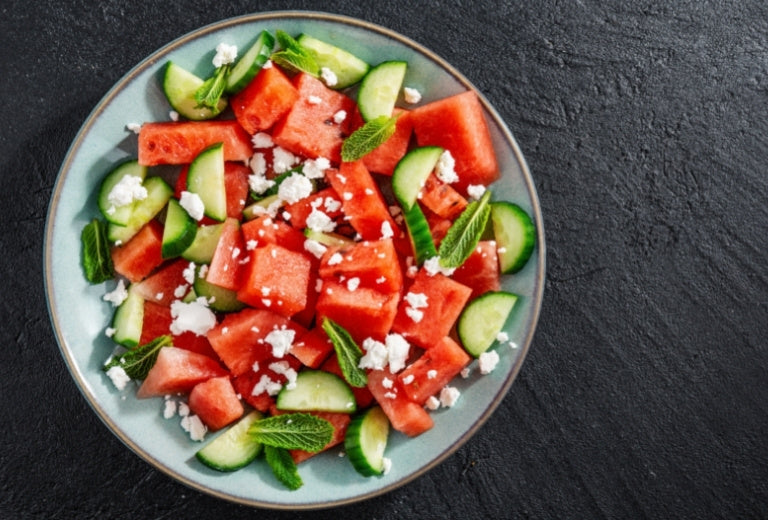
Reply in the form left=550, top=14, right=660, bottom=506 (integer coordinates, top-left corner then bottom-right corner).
left=194, top=65, right=229, bottom=110
left=264, top=445, right=303, bottom=490
left=438, top=189, right=492, bottom=268
left=81, top=218, right=114, bottom=283
left=321, top=318, right=368, bottom=388
left=341, top=115, right=398, bottom=162
left=102, top=335, right=173, bottom=380
left=248, top=413, right=333, bottom=452
left=271, top=30, right=319, bottom=76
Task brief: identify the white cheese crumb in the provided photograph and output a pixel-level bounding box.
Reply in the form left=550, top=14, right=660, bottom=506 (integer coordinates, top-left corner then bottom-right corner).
left=182, top=262, right=196, bottom=285
left=333, top=110, right=347, bottom=124
left=405, top=307, right=424, bottom=323
left=272, top=146, right=298, bottom=174
left=169, top=297, right=217, bottom=336
left=423, top=256, right=456, bottom=277
left=252, top=361, right=260, bottom=373
left=509, top=341, right=519, bottom=350
left=496, top=331, right=510, bottom=343
left=246, top=239, right=259, bottom=251
left=327, top=252, right=343, bottom=266
left=404, top=292, right=428, bottom=309
left=265, top=328, right=296, bottom=358
left=251, top=132, right=274, bottom=149
left=382, top=377, right=394, bottom=389
left=126, top=122, right=142, bottom=134
left=212, top=42, right=238, bottom=67
left=102, top=279, right=128, bottom=307
left=169, top=110, right=180, bottom=122
left=178, top=402, right=190, bottom=417
left=359, top=338, right=389, bottom=371
left=163, top=399, right=177, bottom=419
left=303, top=156, right=331, bottom=179
left=252, top=374, right=283, bottom=396
left=306, top=208, right=336, bottom=232
left=249, top=151, right=268, bottom=177
left=308, top=95, right=323, bottom=105
left=105, top=365, right=130, bottom=391
left=466, top=184, right=487, bottom=200
left=320, top=67, right=338, bottom=87
left=180, top=414, right=207, bottom=441
left=427, top=369, right=438, bottom=380
left=439, top=386, right=461, bottom=408
left=304, top=239, right=328, bottom=259
left=385, top=334, right=410, bottom=373
left=269, top=361, right=298, bottom=390
left=384, top=391, right=397, bottom=400
left=346, top=277, right=361, bottom=292
left=278, top=172, right=313, bottom=204
left=461, top=367, right=471, bottom=379
left=105, top=327, right=116, bottom=338
left=179, top=191, right=206, bottom=221
left=173, top=284, right=189, bottom=299
left=425, top=395, right=441, bottom=411
left=403, top=87, right=422, bottom=104
left=263, top=59, right=273, bottom=69
left=478, top=350, right=500, bottom=375
left=107, top=175, right=147, bottom=210
left=402, top=374, right=415, bottom=385
left=380, top=220, right=394, bottom=240
left=435, top=150, right=459, bottom=184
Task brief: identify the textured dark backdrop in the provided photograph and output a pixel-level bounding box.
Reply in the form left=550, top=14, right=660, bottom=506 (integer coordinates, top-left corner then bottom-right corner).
left=2, top=0, right=767, bottom=518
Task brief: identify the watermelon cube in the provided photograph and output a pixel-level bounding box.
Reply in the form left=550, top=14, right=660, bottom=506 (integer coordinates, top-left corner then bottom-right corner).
left=188, top=376, right=244, bottom=431
left=451, top=240, right=501, bottom=300
left=138, top=120, right=253, bottom=166
left=231, top=64, right=300, bottom=133
left=136, top=347, right=227, bottom=398
left=205, top=217, right=246, bottom=291
left=367, top=369, right=433, bottom=437
left=133, top=258, right=190, bottom=306
left=318, top=238, right=403, bottom=293
left=397, top=336, right=471, bottom=404
left=111, top=220, right=164, bottom=283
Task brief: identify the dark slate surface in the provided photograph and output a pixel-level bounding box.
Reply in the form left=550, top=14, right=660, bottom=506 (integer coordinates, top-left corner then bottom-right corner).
left=3, top=0, right=767, bottom=518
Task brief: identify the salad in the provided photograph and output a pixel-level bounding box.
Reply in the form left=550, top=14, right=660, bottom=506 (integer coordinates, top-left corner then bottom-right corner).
left=80, top=28, right=536, bottom=490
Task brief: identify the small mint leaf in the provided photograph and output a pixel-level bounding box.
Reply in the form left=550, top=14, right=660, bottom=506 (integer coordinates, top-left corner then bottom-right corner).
left=321, top=318, right=368, bottom=388
left=81, top=219, right=114, bottom=284
left=264, top=445, right=303, bottom=490
left=248, top=413, right=333, bottom=452
left=102, top=335, right=173, bottom=380
left=438, top=189, right=492, bottom=268
left=341, top=115, right=398, bottom=162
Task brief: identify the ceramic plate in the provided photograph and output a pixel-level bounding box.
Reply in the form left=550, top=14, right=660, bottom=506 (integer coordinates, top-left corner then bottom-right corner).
left=44, top=11, right=545, bottom=509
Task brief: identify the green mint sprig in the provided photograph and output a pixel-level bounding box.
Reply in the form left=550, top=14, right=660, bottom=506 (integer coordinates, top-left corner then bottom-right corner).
left=438, top=189, right=492, bottom=268
left=341, top=115, right=398, bottom=162
left=81, top=218, right=115, bottom=284
left=248, top=413, right=334, bottom=452
left=322, top=317, right=368, bottom=388
left=264, top=445, right=303, bottom=490
left=270, top=30, right=319, bottom=76
left=194, top=64, right=230, bottom=110
left=102, top=335, right=173, bottom=381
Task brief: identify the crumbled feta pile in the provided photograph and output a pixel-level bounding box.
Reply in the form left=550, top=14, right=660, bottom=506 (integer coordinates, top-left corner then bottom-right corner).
left=212, top=42, right=237, bottom=67
left=105, top=365, right=130, bottom=391
left=478, top=350, right=500, bottom=375
left=278, top=172, right=313, bottom=204
left=169, top=297, right=217, bottom=336
left=179, top=190, right=205, bottom=221
left=107, top=175, right=147, bottom=211
left=423, top=256, right=456, bottom=277
left=439, top=386, right=461, bottom=407
left=358, top=334, right=411, bottom=373
left=265, top=327, right=295, bottom=358
left=435, top=150, right=458, bottom=184
left=467, top=184, right=487, bottom=200
left=320, top=67, right=338, bottom=87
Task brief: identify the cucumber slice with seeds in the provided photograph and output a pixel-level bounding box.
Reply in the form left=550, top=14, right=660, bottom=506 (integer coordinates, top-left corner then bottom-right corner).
left=297, top=34, right=370, bottom=89
left=276, top=370, right=357, bottom=414
left=345, top=406, right=390, bottom=477
left=457, top=291, right=518, bottom=357
left=181, top=222, right=224, bottom=263
left=161, top=198, right=197, bottom=259
left=193, top=267, right=245, bottom=312
left=491, top=202, right=536, bottom=274
left=196, top=410, right=263, bottom=472
left=357, top=60, right=407, bottom=122
left=163, top=61, right=227, bottom=120
left=97, top=159, right=147, bottom=226
left=392, top=146, right=443, bottom=210
left=225, top=30, right=275, bottom=94
left=187, top=143, right=227, bottom=222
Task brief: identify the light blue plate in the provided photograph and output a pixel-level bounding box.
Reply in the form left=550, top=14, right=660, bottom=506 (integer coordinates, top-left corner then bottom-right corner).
left=44, top=11, right=545, bottom=509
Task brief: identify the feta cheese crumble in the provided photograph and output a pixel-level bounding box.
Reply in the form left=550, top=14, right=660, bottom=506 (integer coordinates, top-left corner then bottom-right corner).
left=179, top=191, right=206, bottom=221
left=423, top=256, right=456, bottom=277
left=478, top=350, right=500, bottom=374
left=265, top=328, right=295, bottom=358
left=320, top=67, right=338, bottom=87
left=403, top=86, right=422, bottom=104
left=277, top=172, right=313, bottom=204
left=180, top=414, right=207, bottom=441
left=105, top=365, right=130, bottom=391
left=302, top=157, right=331, bottom=179
left=272, top=146, right=299, bottom=174
left=305, top=208, right=336, bottom=232
left=107, top=175, right=147, bottom=210
left=102, top=279, right=128, bottom=307
left=169, top=297, right=217, bottom=336
left=212, top=42, right=238, bottom=67
left=439, top=386, right=461, bottom=407
left=251, top=132, right=274, bottom=149
left=435, top=150, right=459, bottom=184
left=126, top=122, right=142, bottom=134
left=467, top=184, right=487, bottom=200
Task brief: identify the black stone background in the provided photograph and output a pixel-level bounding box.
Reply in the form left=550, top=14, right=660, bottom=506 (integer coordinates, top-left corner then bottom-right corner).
left=2, top=0, right=767, bottom=518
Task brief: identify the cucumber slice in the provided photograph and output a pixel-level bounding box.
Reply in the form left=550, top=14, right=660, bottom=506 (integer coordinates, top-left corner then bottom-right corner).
left=276, top=370, right=357, bottom=414
left=111, top=284, right=144, bottom=348
left=187, top=143, right=227, bottom=221
left=107, top=176, right=173, bottom=244
left=242, top=194, right=283, bottom=220
left=162, top=61, right=227, bottom=120
left=345, top=406, right=390, bottom=477
left=97, top=159, right=148, bottom=225
left=303, top=228, right=353, bottom=247
left=491, top=202, right=536, bottom=274
left=161, top=198, right=197, bottom=259
left=392, top=146, right=443, bottom=210
left=297, top=34, right=370, bottom=89
left=181, top=222, right=224, bottom=263
left=357, top=60, right=407, bottom=122
left=195, top=410, right=263, bottom=472
left=225, top=30, right=275, bottom=94
left=193, top=267, right=245, bottom=312
left=401, top=203, right=437, bottom=266
left=457, top=291, right=519, bottom=357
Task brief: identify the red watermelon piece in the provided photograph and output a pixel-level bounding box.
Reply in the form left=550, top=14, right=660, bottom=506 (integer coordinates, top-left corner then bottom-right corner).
left=138, top=120, right=253, bottom=166
left=367, top=369, right=433, bottom=437
left=136, top=346, right=227, bottom=398
left=188, top=376, right=244, bottom=431
left=397, top=336, right=471, bottom=404
left=231, top=64, right=300, bottom=133
left=111, top=220, right=164, bottom=283
left=451, top=240, right=501, bottom=299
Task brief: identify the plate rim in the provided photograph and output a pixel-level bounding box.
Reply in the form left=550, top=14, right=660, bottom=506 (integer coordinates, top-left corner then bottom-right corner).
left=43, top=9, right=546, bottom=509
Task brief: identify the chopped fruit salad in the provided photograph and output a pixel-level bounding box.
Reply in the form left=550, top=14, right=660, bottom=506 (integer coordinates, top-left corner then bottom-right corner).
left=80, top=28, right=536, bottom=489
